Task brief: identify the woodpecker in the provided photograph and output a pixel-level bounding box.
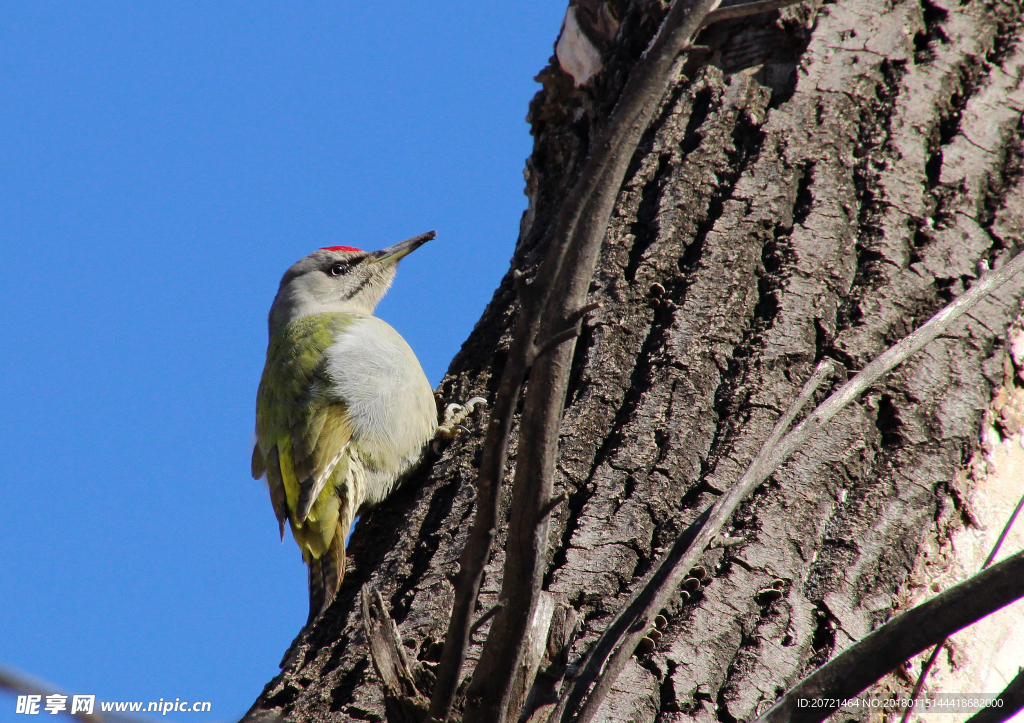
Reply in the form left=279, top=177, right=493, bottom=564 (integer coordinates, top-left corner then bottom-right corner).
left=252, top=231, right=445, bottom=623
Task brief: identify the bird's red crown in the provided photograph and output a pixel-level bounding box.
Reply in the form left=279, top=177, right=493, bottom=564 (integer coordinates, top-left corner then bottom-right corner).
left=321, top=245, right=362, bottom=252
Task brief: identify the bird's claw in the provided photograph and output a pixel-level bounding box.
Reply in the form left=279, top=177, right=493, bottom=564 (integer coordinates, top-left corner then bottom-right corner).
left=442, top=397, right=487, bottom=429
left=433, top=397, right=488, bottom=452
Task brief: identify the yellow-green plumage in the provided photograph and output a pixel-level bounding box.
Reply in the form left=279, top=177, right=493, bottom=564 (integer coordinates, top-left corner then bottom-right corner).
left=253, top=313, right=359, bottom=620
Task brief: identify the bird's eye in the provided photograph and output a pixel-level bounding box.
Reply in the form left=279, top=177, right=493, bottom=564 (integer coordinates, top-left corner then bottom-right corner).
left=329, top=263, right=347, bottom=277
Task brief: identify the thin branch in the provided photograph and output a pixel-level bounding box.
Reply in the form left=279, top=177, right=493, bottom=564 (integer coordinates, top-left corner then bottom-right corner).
left=898, top=645, right=942, bottom=723
left=534, top=303, right=603, bottom=358
left=899, top=485, right=1024, bottom=723
left=537, top=492, right=569, bottom=523
left=762, top=251, right=1024, bottom=480
left=550, top=359, right=833, bottom=723
left=534, top=325, right=582, bottom=359
left=550, top=248, right=1024, bottom=723
left=702, top=0, right=802, bottom=26
left=982, top=488, right=1024, bottom=569
left=0, top=664, right=137, bottom=723
left=428, top=37, right=625, bottom=721
left=964, top=667, right=1024, bottom=723
left=751, top=549, right=1024, bottom=723
left=470, top=602, right=505, bottom=636
left=566, top=302, right=603, bottom=328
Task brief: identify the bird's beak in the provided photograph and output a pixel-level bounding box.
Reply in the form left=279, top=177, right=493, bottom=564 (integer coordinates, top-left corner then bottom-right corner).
left=367, top=231, right=436, bottom=265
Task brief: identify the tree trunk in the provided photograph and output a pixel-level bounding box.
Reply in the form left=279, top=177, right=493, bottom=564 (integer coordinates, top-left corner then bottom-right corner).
left=243, top=0, right=1024, bottom=720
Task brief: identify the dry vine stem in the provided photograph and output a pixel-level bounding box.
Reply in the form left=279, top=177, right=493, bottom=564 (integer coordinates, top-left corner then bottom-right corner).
left=428, top=0, right=724, bottom=720
left=550, top=247, right=1024, bottom=723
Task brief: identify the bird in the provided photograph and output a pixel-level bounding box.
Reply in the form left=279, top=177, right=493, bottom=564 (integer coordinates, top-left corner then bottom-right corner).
left=252, top=231, right=452, bottom=624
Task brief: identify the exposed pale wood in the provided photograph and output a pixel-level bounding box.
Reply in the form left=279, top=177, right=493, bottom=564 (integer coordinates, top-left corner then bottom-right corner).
left=361, top=586, right=430, bottom=723
left=702, top=0, right=801, bottom=26
left=964, top=668, right=1024, bottom=723
left=753, top=549, right=1024, bottom=723
left=507, top=592, right=556, bottom=721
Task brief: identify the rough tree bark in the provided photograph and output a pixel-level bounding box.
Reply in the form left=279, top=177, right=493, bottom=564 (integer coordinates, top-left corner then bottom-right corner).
left=243, top=0, right=1024, bottom=720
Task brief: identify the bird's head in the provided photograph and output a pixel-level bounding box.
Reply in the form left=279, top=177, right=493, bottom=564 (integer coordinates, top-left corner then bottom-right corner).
left=268, top=231, right=434, bottom=336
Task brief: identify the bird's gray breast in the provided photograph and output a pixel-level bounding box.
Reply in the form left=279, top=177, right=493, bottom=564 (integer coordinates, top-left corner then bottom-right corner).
left=324, top=315, right=436, bottom=504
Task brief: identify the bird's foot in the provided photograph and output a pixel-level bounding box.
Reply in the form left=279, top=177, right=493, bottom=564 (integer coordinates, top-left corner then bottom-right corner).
left=433, top=396, right=488, bottom=452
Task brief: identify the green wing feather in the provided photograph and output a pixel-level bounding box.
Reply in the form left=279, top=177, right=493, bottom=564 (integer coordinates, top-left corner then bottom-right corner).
left=253, top=313, right=359, bottom=616
left=251, top=445, right=266, bottom=479
left=294, top=403, right=354, bottom=522
left=263, top=446, right=288, bottom=540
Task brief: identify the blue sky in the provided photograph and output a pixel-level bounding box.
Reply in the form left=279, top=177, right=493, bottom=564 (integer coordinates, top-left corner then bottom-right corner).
left=0, top=3, right=565, bottom=720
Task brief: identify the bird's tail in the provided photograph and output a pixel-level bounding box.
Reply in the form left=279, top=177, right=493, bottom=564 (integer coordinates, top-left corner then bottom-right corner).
left=305, top=505, right=355, bottom=625
left=303, top=455, right=365, bottom=626
left=306, top=524, right=345, bottom=625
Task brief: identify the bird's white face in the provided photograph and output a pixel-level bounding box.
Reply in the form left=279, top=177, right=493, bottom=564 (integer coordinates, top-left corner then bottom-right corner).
left=267, top=234, right=431, bottom=336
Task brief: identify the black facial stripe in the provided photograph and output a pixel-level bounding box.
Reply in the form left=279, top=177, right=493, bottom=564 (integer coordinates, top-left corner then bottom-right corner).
left=325, top=253, right=372, bottom=276
left=348, top=272, right=374, bottom=297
